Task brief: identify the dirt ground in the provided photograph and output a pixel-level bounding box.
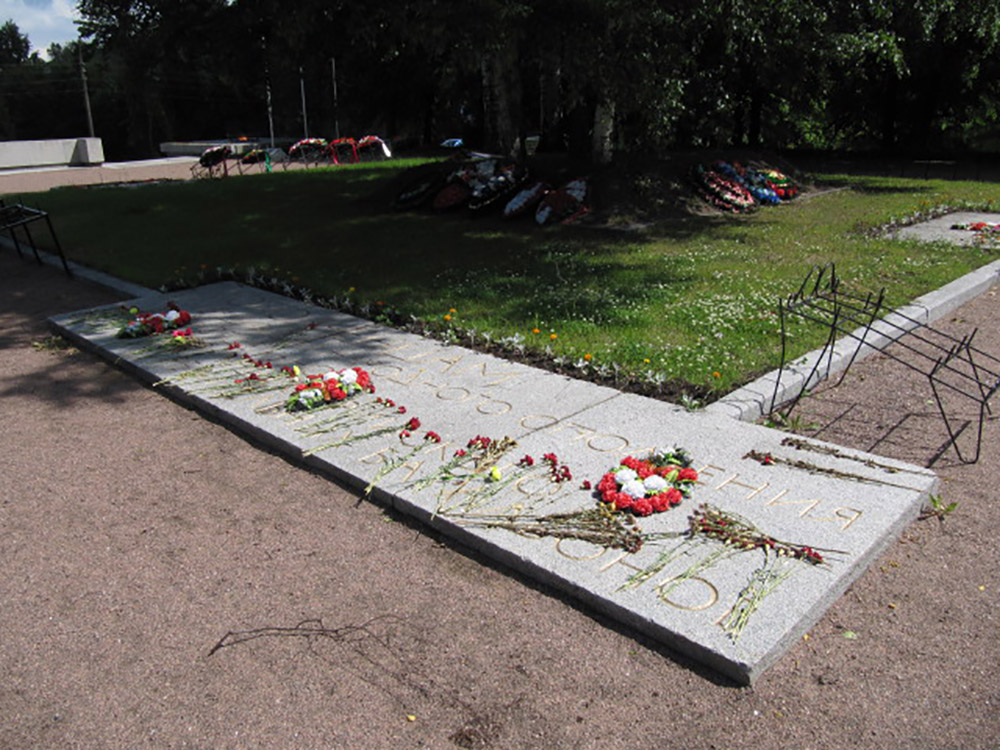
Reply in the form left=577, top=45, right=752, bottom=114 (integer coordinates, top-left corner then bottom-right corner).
left=1, top=167, right=998, bottom=748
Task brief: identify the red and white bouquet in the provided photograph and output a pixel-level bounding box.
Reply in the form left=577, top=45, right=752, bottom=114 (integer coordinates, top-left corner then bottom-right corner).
left=285, top=366, right=374, bottom=411
left=596, top=447, right=698, bottom=516
left=116, top=304, right=192, bottom=338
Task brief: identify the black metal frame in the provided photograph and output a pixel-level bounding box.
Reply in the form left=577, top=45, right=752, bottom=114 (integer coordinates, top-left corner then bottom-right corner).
left=0, top=199, right=71, bottom=277
left=771, top=263, right=999, bottom=463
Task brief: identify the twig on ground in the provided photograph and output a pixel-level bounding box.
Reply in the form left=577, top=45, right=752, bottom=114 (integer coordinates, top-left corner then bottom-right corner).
left=207, top=615, right=400, bottom=657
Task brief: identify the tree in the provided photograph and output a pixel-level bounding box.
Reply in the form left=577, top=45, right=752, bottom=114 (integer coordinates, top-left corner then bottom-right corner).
left=0, top=19, right=30, bottom=65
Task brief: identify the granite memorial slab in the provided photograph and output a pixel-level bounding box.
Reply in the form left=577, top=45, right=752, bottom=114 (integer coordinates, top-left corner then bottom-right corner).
left=50, top=282, right=938, bottom=683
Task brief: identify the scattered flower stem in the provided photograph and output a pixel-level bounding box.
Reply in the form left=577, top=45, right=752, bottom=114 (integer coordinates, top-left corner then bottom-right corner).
left=451, top=505, right=645, bottom=553
left=743, top=449, right=918, bottom=491
left=720, top=558, right=797, bottom=641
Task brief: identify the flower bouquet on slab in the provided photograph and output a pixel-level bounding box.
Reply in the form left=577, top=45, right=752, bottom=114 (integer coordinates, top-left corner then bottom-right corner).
left=116, top=303, right=192, bottom=338
left=596, top=447, right=699, bottom=516
left=285, top=367, right=374, bottom=412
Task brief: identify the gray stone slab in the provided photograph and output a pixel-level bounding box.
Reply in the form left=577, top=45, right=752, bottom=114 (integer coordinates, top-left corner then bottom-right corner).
left=49, top=282, right=939, bottom=684
left=894, top=212, right=1000, bottom=246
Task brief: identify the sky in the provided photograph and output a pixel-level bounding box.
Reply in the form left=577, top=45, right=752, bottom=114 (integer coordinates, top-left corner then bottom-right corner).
left=0, top=0, right=80, bottom=58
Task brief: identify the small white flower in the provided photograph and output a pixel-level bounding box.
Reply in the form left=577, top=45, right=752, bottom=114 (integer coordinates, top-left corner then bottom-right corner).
left=644, top=475, right=668, bottom=493
left=339, top=369, right=358, bottom=385
left=614, top=467, right=638, bottom=484
left=622, top=480, right=646, bottom=499
left=299, top=388, right=323, bottom=402
left=164, top=310, right=181, bottom=322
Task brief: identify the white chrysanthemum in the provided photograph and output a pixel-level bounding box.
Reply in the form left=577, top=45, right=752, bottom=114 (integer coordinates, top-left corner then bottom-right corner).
left=339, top=369, right=358, bottom=385
left=299, top=388, right=323, bottom=402
left=622, top=480, right=646, bottom=499
left=614, top=467, right=638, bottom=484
left=643, top=475, right=668, bottom=493
left=164, top=310, right=181, bottom=322
left=322, top=370, right=341, bottom=382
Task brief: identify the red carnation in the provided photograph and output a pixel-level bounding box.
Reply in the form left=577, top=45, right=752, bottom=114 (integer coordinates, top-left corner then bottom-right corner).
left=597, top=473, right=618, bottom=493
left=406, top=417, right=421, bottom=431
left=613, top=492, right=632, bottom=511
left=665, top=488, right=683, bottom=506
left=678, top=467, right=698, bottom=482
left=632, top=498, right=653, bottom=517
left=330, top=388, right=347, bottom=401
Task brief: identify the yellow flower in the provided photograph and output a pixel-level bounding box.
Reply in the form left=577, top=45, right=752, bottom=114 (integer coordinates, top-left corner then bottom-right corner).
left=550, top=333, right=558, bottom=341
left=489, top=466, right=502, bottom=482
left=643, top=358, right=651, bottom=364
left=292, top=365, right=301, bottom=377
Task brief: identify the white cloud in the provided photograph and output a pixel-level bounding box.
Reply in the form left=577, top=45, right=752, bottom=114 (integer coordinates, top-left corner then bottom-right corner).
left=0, top=0, right=80, bottom=58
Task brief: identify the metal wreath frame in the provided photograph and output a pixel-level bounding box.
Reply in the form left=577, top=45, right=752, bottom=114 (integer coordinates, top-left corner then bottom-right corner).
left=770, top=263, right=999, bottom=463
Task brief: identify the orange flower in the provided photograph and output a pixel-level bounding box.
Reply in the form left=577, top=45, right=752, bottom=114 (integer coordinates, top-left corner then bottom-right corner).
left=550, top=333, right=558, bottom=340
left=443, top=314, right=452, bottom=322
left=449, top=308, right=457, bottom=313
left=583, top=353, right=592, bottom=361
left=712, top=371, right=721, bottom=378
left=532, top=328, right=541, bottom=334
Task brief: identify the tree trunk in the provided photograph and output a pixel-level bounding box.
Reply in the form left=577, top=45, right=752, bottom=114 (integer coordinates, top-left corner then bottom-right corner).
left=880, top=76, right=898, bottom=153
left=748, top=87, right=763, bottom=147
left=591, top=94, right=615, bottom=164
left=481, top=46, right=518, bottom=154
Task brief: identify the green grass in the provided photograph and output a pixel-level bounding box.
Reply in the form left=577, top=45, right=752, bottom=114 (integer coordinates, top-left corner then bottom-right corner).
left=22, top=160, right=1000, bottom=395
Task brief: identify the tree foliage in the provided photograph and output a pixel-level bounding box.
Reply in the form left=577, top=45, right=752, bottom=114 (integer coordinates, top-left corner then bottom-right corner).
left=0, top=2, right=995, bottom=159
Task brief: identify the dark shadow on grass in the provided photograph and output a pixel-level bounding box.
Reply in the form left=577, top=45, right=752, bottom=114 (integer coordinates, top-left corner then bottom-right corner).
left=813, top=176, right=937, bottom=195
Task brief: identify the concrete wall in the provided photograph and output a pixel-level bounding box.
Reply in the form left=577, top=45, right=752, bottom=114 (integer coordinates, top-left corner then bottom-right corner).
left=0, top=138, right=105, bottom=169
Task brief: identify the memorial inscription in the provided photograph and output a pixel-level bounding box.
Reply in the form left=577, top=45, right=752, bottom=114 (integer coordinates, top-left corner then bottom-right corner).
left=49, top=282, right=937, bottom=683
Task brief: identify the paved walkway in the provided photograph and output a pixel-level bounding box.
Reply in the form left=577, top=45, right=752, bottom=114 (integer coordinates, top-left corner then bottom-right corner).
left=0, top=157, right=198, bottom=195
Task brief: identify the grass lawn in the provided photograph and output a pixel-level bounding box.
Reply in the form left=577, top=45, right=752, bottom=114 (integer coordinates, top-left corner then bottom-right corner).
left=20, top=159, right=1000, bottom=397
